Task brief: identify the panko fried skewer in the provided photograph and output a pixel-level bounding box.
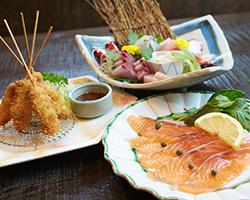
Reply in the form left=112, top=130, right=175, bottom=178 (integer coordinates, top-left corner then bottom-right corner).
left=31, top=70, right=72, bottom=119
left=10, top=79, right=32, bottom=131
left=0, top=12, right=72, bottom=136
left=39, top=83, right=72, bottom=119
left=30, top=84, right=60, bottom=135
left=0, top=83, right=16, bottom=125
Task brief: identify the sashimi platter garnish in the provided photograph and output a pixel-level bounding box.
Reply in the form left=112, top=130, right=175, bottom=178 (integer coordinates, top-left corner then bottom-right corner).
left=93, top=30, right=215, bottom=84
left=127, top=90, right=250, bottom=194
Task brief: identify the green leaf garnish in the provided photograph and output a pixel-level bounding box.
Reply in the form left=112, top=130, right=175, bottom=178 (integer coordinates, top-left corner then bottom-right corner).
left=156, top=36, right=164, bottom=44
left=170, top=107, right=199, bottom=121
left=128, top=30, right=140, bottom=45
left=42, top=72, right=68, bottom=88
left=171, top=49, right=201, bottom=72
left=169, top=89, right=250, bottom=131
left=207, top=90, right=245, bottom=108
left=140, top=45, right=152, bottom=60
left=106, top=50, right=119, bottom=66
left=223, top=98, right=250, bottom=131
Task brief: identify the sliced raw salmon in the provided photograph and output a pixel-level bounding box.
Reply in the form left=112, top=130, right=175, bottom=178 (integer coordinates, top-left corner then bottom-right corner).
left=128, top=115, right=250, bottom=194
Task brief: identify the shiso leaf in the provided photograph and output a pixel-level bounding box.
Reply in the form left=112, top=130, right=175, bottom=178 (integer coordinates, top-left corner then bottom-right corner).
left=128, top=30, right=140, bottom=45
left=140, top=45, right=152, bottom=60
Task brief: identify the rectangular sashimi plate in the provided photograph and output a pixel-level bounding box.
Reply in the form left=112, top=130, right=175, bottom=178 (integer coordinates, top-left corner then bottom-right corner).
left=76, top=15, right=234, bottom=90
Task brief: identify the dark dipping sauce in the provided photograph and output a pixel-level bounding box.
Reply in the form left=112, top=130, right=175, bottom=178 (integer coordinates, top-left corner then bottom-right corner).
left=76, top=91, right=107, bottom=101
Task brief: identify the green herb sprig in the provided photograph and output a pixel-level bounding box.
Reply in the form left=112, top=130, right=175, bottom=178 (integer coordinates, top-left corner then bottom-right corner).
left=42, top=72, right=68, bottom=88
left=168, top=90, right=250, bottom=131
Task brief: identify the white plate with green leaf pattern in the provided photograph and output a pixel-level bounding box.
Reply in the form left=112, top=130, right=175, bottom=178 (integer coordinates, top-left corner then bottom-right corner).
left=103, top=91, right=250, bottom=200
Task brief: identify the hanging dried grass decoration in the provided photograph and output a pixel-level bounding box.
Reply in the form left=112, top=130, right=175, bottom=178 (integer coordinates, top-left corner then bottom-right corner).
left=86, top=0, right=176, bottom=45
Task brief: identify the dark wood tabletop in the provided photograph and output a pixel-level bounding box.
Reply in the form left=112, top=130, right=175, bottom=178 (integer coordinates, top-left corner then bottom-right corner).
left=0, top=13, right=249, bottom=200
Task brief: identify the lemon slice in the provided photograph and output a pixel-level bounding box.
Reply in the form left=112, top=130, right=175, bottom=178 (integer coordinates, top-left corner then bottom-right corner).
left=194, top=112, right=243, bottom=149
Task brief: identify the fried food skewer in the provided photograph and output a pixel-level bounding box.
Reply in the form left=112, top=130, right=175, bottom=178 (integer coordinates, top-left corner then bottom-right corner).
left=10, top=79, right=32, bottom=131
left=0, top=83, right=16, bottom=125
left=30, top=84, right=60, bottom=135
left=39, top=83, right=72, bottom=119
left=0, top=11, right=72, bottom=136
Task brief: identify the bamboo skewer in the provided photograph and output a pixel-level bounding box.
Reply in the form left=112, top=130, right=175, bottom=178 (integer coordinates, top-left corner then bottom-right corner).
left=3, top=19, right=33, bottom=79
left=0, top=36, right=24, bottom=67
left=29, top=10, right=39, bottom=68
left=1, top=10, right=53, bottom=78
left=32, top=26, right=53, bottom=66
left=20, top=12, right=30, bottom=57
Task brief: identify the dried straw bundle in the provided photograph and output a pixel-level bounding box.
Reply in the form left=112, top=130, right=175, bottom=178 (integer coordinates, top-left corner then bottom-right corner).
left=86, top=0, right=176, bottom=45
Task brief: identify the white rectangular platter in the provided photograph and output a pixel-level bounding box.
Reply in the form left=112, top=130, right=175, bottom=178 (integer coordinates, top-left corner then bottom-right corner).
left=0, top=75, right=137, bottom=167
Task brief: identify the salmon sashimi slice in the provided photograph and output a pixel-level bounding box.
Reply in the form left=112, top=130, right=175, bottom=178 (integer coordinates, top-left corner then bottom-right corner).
left=153, top=141, right=231, bottom=187
left=128, top=115, right=250, bottom=194
left=139, top=133, right=217, bottom=168
left=128, top=116, right=202, bottom=138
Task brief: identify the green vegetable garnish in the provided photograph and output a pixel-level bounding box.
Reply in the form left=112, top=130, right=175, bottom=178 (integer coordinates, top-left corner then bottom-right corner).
left=170, top=107, right=198, bottom=121
left=42, top=72, right=68, bottom=88
left=168, top=89, right=250, bottom=131
left=106, top=50, right=119, bottom=66
left=171, top=49, right=201, bottom=72
left=140, top=45, right=152, bottom=60
left=156, top=36, right=164, bottom=44
left=128, top=30, right=140, bottom=45
left=223, top=98, right=250, bottom=131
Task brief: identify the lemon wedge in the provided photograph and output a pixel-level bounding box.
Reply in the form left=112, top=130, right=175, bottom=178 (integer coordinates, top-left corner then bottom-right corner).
left=194, top=112, right=244, bottom=149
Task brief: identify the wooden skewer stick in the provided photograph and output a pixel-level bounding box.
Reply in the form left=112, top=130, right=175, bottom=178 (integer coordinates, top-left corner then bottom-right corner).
left=29, top=10, right=39, bottom=68
left=0, top=36, right=24, bottom=67
left=32, top=26, right=53, bottom=66
left=3, top=19, right=32, bottom=78
left=20, top=12, right=30, bottom=57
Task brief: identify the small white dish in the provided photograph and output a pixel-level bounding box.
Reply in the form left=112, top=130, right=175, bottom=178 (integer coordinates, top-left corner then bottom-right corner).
left=69, top=82, right=113, bottom=118
left=147, top=51, right=184, bottom=76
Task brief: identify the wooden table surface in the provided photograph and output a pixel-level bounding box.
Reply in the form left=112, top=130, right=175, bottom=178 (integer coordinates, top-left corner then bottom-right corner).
left=0, top=13, right=249, bottom=200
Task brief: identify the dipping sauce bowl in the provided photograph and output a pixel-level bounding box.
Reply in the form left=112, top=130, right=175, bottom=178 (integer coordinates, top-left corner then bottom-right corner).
left=69, top=82, right=113, bottom=118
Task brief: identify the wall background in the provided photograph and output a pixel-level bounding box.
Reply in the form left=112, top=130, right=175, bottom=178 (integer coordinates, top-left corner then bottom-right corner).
left=0, top=0, right=250, bottom=36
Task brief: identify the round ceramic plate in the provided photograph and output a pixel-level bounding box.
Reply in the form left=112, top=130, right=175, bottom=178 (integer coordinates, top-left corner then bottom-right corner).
left=103, top=92, right=250, bottom=200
